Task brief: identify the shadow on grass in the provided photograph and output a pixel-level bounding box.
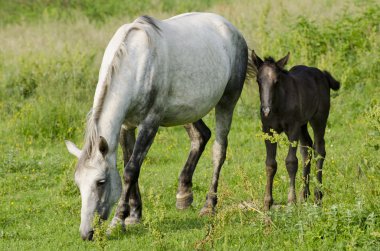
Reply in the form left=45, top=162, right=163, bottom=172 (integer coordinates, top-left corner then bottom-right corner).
left=107, top=212, right=208, bottom=241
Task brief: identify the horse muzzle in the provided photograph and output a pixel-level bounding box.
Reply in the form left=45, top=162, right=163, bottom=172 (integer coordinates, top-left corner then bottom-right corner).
left=81, top=229, right=94, bottom=241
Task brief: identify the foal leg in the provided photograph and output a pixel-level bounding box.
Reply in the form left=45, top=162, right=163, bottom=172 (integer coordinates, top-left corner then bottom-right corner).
left=121, top=123, right=159, bottom=226
left=263, top=135, right=277, bottom=211
left=176, top=120, right=211, bottom=209
left=310, top=118, right=327, bottom=204
left=299, top=124, right=313, bottom=202
left=285, top=128, right=300, bottom=205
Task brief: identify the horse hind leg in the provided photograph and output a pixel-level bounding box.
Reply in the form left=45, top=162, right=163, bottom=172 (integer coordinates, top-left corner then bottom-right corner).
left=299, top=124, right=313, bottom=202
left=176, top=120, right=211, bottom=209
left=199, top=84, right=243, bottom=216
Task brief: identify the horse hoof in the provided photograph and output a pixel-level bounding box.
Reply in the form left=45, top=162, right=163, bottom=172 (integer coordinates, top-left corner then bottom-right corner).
left=287, top=192, right=297, bottom=205
left=176, top=192, right=193, bottom=210
left=107, top=217, right=125, bottom=236
left=124, top=216, right=140, bottom=225
left=199, top=206, right=215, bottom=216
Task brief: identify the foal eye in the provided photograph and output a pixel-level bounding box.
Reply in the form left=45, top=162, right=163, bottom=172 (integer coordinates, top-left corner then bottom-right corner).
left=97, top=179, right=106, bottom=186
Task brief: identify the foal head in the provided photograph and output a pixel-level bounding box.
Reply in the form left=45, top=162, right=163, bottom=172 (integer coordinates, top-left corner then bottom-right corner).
left=251, top=51, right=290, bottom=117
left=65, top=137, right=122, bottom=240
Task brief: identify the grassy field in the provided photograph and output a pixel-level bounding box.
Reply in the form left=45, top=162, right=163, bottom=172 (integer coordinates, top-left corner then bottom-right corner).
left=0, top=0, right=379, bottom=250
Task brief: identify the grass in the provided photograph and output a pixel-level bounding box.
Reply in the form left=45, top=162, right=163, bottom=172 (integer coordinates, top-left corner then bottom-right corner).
left=0, top=0, right=379, bottom=250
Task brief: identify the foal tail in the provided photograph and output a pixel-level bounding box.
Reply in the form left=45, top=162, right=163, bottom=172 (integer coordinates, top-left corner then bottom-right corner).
left=323, top=71, right=340, bottom=91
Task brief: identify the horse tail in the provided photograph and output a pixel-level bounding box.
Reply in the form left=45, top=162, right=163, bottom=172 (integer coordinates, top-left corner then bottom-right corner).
left=323, top=71, right=340, bottom=91
left=246, top=48, right=257, bottom=80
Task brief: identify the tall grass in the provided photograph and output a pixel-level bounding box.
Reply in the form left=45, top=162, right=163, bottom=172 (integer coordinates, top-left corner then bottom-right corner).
left=0, top=0, right=230, bottom=26
left=0, top=0, right=379, bottom=250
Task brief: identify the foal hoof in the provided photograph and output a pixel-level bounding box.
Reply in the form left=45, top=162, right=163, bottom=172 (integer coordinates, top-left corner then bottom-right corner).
left=176, top=192, right=193, bottom=210
left=264, top=197, right=273, bottom=211
left=199, top=205, right=215, bottom=216
left=314, top=190, right=323, bottom=205
left=124, top=216, right=140, bottom=225
left=300, top=188, right=310, bottom=203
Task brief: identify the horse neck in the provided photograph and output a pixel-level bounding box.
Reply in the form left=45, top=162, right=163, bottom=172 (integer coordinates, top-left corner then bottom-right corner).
left=94, top=85, right=129, bottom=156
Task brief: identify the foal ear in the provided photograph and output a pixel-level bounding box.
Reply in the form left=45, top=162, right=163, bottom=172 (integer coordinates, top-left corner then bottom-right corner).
left=99, top=136, right=109, bottom=157
left=251, top=50, right=264, bottom=70
left=276, top=52, right=290, bottom=68
left=65, top=140, right=82, bottom=158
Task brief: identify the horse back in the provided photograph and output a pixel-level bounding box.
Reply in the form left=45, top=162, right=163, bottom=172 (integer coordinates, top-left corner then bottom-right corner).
left=96, top=13, right=247, bottom=128
left=152, top=13, right=248, bottom=125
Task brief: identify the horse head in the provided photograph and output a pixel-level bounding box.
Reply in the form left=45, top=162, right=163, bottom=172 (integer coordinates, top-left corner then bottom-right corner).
left=65, top=137, right=122, bottom=240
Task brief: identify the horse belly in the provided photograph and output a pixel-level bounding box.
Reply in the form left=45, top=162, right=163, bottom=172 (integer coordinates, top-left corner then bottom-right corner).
left=160, top=82, right=226, bottom=126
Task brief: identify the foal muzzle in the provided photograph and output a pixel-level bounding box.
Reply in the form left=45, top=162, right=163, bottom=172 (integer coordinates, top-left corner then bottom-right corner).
left=261, top=106, right=271, bottom=117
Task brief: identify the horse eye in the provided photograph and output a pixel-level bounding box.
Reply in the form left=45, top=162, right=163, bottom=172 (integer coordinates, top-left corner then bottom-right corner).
left=97, top=179, right=106, bottom=186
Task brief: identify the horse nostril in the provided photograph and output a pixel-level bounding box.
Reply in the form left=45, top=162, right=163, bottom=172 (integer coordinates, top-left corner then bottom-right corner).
left=87, top=230, right=94, bottom=241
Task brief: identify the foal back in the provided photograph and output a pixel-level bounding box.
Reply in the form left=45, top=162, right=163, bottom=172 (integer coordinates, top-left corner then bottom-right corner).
left=288, top=65, right=340, bottom=122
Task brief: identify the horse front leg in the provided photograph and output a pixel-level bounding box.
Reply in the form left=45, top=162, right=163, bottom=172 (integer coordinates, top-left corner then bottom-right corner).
left=120, top=127, right=143, bottom=225
left=176, top=120, right=211, bottom=209
left=110, top=127, right=141, bottom=231
left=119, top=123, right=158, bottom=227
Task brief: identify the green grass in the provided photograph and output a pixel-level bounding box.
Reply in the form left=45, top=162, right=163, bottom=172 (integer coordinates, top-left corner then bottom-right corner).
left=0, top=0, right=379, bottom=250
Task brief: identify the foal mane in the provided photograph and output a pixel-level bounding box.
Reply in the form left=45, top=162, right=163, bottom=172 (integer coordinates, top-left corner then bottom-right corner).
left=263, top=56, right=288, bottom=74
left=83, top=15, right=161, bottom=157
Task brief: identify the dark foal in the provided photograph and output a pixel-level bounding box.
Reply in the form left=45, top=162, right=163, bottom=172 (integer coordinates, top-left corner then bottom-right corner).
left=251, top=51, right=340, bottom=210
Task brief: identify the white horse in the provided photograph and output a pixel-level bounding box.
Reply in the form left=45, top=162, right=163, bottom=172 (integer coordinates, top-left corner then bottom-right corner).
left=65, top=12, right=248, bottom=240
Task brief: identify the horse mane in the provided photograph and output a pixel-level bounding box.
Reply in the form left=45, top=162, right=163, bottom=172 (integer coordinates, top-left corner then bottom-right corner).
left=83, top=15, right=160, bottom=157
left=83, top=109, right=98, bottom=157
left=135, top=15, right=161, bottom=33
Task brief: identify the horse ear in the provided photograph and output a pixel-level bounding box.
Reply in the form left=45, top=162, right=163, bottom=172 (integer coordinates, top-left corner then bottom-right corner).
left=276, top=52, right=290, bottom=68
left=251, top=50, right=263, bottom=70
left=99, top=136, right=109, bottom=157
left=65, top=140, right=82, bottom=158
